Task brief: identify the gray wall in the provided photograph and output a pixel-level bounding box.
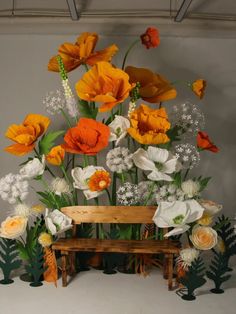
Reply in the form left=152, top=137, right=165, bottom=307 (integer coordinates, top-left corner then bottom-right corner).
left=0, top=19, right=235, bottom=221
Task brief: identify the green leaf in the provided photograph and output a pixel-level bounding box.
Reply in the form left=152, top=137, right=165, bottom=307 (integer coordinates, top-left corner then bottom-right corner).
left=199, top=177, right=211, bottom=192
left=38, top=130, right=65, bottom=155
left=78, top=100, right=98, bottom=119
left=173, top=172, right=182, bottom=188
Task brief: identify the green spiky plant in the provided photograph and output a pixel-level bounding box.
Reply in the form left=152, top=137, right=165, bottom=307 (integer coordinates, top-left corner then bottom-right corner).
left=207, top=251, right=231, bottom=294
left=214, top=215, right=236, bottom=271
left=25, top=242, right=46, bottom=287
left=0, top=238, right=22, bottom=285
left=179, top=257, right=206, bottom=301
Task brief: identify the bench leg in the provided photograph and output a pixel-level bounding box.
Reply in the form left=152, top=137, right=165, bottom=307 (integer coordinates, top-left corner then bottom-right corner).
left=69, top=252, right=76, bottom=276
left=167, top=254, right=173, bottom=291
left=61, top=253, right=67, bottom=287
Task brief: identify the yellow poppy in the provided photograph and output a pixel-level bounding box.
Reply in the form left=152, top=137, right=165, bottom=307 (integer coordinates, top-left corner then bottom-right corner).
left=127, top=104, right=171, bottom=145
left=48, top=32, right=118, bottom=73
left=76, top=62, right=134, bottom=112
left=125, top=66, right=177, bottom=103
left=46, top=145, right=65, bottom=166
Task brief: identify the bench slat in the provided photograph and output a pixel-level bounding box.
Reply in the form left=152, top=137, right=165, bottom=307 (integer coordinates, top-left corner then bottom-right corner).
left=61, top=206, right=157, bottom=224
left=52, top=238, right=180, bottom=254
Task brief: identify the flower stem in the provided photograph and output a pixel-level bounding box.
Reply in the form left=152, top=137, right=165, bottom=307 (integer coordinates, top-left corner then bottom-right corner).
left=122, top=39, right=140, bottom=70
left=60, top=109, right=72, bottom=128
left=105, top=189, right=112, bottom=205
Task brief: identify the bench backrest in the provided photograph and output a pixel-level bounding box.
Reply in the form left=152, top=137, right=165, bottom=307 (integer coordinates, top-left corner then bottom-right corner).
left=61, top=205, right=157, bottom=224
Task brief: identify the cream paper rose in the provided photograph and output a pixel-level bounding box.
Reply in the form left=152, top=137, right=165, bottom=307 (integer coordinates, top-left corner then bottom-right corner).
left=0, top=215, right=27, bottom=239
left=190, top=225, right=218, bottom=250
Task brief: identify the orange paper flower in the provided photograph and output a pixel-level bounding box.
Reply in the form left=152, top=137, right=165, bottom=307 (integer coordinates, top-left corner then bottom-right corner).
left=125, top=66, right=176, bottom=103
left=140, top=27, right=160, bottom=49
left=192, top=79, right=206, bottom=99
left=197, top=131, right=219, bottom=153
left=5, top=114, right=50, bottom=156
left=128, top=104, right=171, bottom=145
left=48, top=32, right=118, bottom=73
left=62, top=118, right=110, bottom=155
left=88, top=170, right=111, bottom=192
left=46, top=145, right=65, bottom=166
left=76, top=61, right=134, bottom=112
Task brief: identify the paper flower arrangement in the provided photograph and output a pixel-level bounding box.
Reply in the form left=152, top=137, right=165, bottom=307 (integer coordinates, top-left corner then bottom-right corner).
left=0, top=27, right=234, bottom=296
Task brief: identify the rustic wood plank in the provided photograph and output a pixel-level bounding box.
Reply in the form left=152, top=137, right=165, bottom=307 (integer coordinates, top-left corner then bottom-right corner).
left=52, top=238, right=180, bottom=254
left=61, top=206, right=157, bottom=224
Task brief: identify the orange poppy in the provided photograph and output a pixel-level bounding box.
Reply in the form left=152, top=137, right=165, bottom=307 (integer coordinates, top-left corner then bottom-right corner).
left=5, top=114, right=50, bottom=156
left=48, top=32, right=118, bottom=73
left=197, top=131, right=219, bottom=153
left=140, top=27, right=160, bottom=49
left=127, top=104, right=170, bottom=145
left=62, top=118, right=110, bottom=155
left=192, top=79, right=207, bottom=99
left=76, top=61, right=134, bottom=112
left=125, top=66, right=177, bottom=103
left=46, top=145, right=65, bottom=166
left=88, top=170, right=111, bottom=192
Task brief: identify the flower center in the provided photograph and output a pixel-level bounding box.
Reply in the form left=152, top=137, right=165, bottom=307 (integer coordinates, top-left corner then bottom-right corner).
left=173, top=214, right=185, bottom=225
left=98, top=180, right=107, bottom=189
left=115, top=127, right=121, bottom=137
left=88, top=170, right=111, bottom=192
left=155, top=162, right=164, bottom=171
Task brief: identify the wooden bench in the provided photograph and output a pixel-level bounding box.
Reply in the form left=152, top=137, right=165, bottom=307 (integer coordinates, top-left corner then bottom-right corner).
left=52, top=206, right=180, bottom=290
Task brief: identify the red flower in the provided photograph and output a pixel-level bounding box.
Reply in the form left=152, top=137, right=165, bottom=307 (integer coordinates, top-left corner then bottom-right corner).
left=140, top=27, right=160, bottom=49
left=197, top=131, right=219, bottom=153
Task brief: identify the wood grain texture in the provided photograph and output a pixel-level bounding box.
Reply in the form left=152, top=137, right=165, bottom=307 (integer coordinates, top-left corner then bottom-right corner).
left=52, top=238, right=180, bottom=254
left=61, top=206, right=157, bottom=224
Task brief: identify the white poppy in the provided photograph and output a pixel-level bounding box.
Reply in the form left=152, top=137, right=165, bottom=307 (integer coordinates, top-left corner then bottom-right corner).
left=20, top=156, right=45, bottom=179
left=133, top=147, right=181, bottom=182
left=45, top=209, right=72, bottom=236
left=72, top=166, right=109, bottom=200
left=108, top=115, right=130, bottom=146
left=152, top=200, right=204, bottom=237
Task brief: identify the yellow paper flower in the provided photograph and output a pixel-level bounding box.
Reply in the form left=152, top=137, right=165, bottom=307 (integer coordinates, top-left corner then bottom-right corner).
left=76, top=61, right=134, bottom=112
left=192, top=79, right=206, bottom=99
left=31, top=204, right=46, bottom=215
left=190, top=225, right=218, bottom=251
left=127, top=104, right=170, bottom=145
left=48, top=32, right=118, bottom=73
left=5, top=114, right=50, bottom=156
left=197, top=213, right=213, bottom=226
left=38, top=232, right=53, bottom=248
left=0, top=216, right=27, bottom=239
left=46, top=145, right=65, bottom=166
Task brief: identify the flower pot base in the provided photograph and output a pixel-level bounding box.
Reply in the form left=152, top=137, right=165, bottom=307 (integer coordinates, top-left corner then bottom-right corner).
left=181, top=294, right=196, bottom=301
left=0, top=279, right=14, bottom=285
left=20, top=273, right=33, bottom=282
left=103, top=269, right=117, bottom=275
left=210, top=288, right=224, bottom=294
left=30, top=282, right=43, bottom=287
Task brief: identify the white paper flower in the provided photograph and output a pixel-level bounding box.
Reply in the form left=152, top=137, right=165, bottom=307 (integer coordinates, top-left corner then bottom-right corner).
left=174, top=143, right=200, bottom=169
left=50, top=177, right=71, bottom=196
left=43, top=89, right=66, bottom=115
left=108, top=115, right=130, bottom=146
left=72, top=166, right=111, bottom=200
left=45, top=209, right=72, bottom=236
left=117, top=183, right=140, bottom=206
left=177, top=248, right=199, bottom=269
left=138, top=181, right=159, bottom=205
left=0, top=173, right=29, bottom=204
left=181, top=180, right=200, bottom=198
left=133, top=147, right=181, bottom=182
left=106, top=147, right=133, bottom=173
left=20, top=156, right=45, bottom=179
left=66, top=96, right=78, bottom=118
left=152, top=200, right=204, bottom=237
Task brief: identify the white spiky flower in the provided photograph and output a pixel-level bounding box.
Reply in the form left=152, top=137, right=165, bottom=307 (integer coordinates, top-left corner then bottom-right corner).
left=106, top=147, right=133, bottom=173
left=117, top=183, right=140, bottom=206
left=50, top=177, right=71, bottom=196
left=14, top=203, right=31, bottom=217
left=177, top=248, right=199, bottom=269
left=43, top=89, right=66, bottom=115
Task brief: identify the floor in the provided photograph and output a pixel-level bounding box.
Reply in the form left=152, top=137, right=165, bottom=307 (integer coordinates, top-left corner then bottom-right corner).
left=0, top=268, right=235, bottom=314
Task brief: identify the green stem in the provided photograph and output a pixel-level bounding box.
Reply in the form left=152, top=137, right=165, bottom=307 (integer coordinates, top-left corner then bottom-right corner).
left=40, top=177, right=59, bottom=208
left=60, top=164, right=77, bottom=205
left=83, top=155, right=89, bottom=167
left=122, top=39, right=140, bottom=70
left=83, top=64, right=89, bottom=72
left=144, top=182, right=155, bottom=206
left=121, top=172, right=126, bottom=184
left=60, top=109, right=72, bottom=128
left=105, top=189, right=112, bottom=205
left=184, top=167, right=190, bottom=180
left=112, top=172, right=117, bottom=205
